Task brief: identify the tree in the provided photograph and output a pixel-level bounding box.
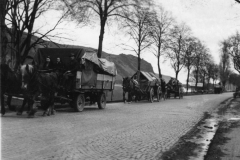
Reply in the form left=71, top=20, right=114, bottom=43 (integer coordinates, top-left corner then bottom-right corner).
left=4, top=0, right=66, bottom=70
left=205, top=58, right=215, bottom=90
left=226, top=32, right=240, bottom=74
left=199, top=53, right=212, bottom=90
left=212, top=64, right=219, bottom=86
left=150, top=5, right=174, bottom=79
left=1, top=0, right=9, bottom=64
left=219, top=40, right=231, bottom=90
left=65, top=0, right=142, bottom=58
left=229, top=73, right=240, bottom=87
left=192, top=41, right=208, bottom=88
left=184, top=37, right=197, bottom=92
left=121, top=4, right=155, bottom=71
left=166, top=22, right=191, bottom=80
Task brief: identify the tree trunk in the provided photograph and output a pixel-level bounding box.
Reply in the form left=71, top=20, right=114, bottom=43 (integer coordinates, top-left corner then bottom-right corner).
left=137, top=35, right=141, bottom=71
left=97, top=19, right=106, bottom=58
left=186, top=66, right=190, bottom=94
left=195, top=66, right=199, bottom=89
left=157, top=43, right=162, bottom=79
left=175, top=71, right=179, bottom=80
left=207, top=77, right=210, bottom=90
left=138, top=53, right=141, bottom=71
left=203, top=72, right=206, bottom=90
left=0, top=0, right=8, bottom=64
left=222, top=81, right=226, bottom=91
left=158, top=55, right=162, bottom=79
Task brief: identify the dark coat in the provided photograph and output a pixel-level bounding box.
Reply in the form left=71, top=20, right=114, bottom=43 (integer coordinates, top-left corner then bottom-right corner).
left=42, top=61, right=54, bottom=70
left=54, top=62, right=65, bottom=72
left=67, top=59, right=79, bottom=74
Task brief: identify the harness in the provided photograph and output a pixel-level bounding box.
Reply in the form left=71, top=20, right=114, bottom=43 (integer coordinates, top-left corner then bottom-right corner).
left=24, top=68, right=59, bottom=95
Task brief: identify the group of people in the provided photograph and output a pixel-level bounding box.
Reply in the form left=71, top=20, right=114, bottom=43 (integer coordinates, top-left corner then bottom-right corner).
left=41, top=53, right=79, bottom=91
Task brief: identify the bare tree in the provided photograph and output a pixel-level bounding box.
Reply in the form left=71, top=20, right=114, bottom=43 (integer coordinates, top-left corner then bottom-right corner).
left=150, top=5, right=174, bottom=79
left=4, top=0, right=67, bottom=70
left=212, top=64, right=219, bottom=86
left=183, top=37, right=197, bottom=93
left=205, top=58, right=215, bottom=90
left=120, top=4, right=155, bottom=71
left=199, top=52, right=212, bottom=90
left=226, top=32, right=240, bottom=74
left=192, top=41, right=208, bottom=88
left=166, top=22, right=191, bottom=80
left=219, top=40, right=231, bottom=90
left=65, top=0, right=143, bottom=58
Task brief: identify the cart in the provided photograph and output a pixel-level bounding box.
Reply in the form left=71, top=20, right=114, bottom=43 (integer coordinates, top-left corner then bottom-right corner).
left=132, top=71, right=161, bottom=103
left=166, top=79, right=183, bottom=99
left=33, top=48, right=117, bottom=112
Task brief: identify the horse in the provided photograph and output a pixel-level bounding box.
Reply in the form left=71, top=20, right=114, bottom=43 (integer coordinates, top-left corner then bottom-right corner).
left=122, top=77, right=141, bottom=103
left=0, top=64, right=29, bottom=115
left=20, top=64, right=60, bottom=117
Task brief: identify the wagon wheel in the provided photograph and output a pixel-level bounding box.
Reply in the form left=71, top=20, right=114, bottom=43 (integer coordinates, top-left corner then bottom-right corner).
left=73, top=94, right=85, bottom=112
left=149, top=88, right=154, bottom=103
left=156, top=86, right=160, bottom=102
left=97, top=92, right=106, bottom=109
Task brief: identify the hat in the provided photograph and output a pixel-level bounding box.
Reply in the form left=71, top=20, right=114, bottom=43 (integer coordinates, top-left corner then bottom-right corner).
left=70, top=53, right=75, bottom=57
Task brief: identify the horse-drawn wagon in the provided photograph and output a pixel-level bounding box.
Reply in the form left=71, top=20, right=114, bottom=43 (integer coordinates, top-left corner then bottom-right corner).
left=166, top=78, right=183, bottom=99
left=33, top=48, right=117, bottom=112
left=214, top=83, right=223, bottom=94
left=132, top=71, right=161, bottom=102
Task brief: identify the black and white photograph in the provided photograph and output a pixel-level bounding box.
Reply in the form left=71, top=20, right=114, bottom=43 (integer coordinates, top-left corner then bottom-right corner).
left=1, top=0, right=240, bottom=159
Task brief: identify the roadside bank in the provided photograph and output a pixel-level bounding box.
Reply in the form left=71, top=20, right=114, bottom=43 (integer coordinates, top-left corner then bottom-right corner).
left=204, top=97, right=240, bottom=160
left=160, top=97, right=236, bottom=160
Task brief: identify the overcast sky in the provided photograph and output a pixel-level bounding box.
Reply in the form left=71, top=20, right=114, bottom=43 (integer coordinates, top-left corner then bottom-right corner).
left=36, top=0, right=240, bottom=83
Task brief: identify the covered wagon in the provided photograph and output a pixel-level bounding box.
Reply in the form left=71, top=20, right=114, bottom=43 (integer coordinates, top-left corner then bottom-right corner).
left=131, top=71, right=161, bottom=102
left=33, top=48, right=117, bottom=112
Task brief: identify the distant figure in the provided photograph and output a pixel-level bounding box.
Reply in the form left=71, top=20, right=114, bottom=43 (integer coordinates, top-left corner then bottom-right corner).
left=132, top=75, right=139, bottom=87
left=236, top=86, right=240, bottom=92
left=55, top=57, right=65, bottom=72
left=42, top=56, right=53, bottom=70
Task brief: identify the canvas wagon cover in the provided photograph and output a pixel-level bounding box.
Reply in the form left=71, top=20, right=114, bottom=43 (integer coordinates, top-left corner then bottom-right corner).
left=133, top=71, right=159, bottom=83
left=81, top=52, right=117, bottom=76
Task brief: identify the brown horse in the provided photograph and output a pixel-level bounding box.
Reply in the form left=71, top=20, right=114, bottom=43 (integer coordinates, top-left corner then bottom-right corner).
left=20, top=64, right=60, bottom=117
left=0, top=64, right=29, bottom=115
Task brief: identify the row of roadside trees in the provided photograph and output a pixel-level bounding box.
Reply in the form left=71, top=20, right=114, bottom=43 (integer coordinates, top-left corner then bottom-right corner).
left=218, top=31, right=240, bottom=90
left=2, top=0, right=232, bottom=92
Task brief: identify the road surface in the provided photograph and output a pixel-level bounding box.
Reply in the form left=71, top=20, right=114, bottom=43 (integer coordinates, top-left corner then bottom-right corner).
left=1, top=93, right=232, bottom=160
